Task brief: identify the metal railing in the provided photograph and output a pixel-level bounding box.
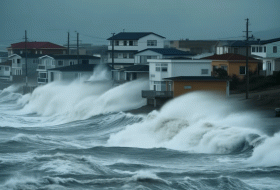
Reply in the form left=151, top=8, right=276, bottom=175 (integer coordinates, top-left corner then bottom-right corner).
left=142, top=90, right=173, bottom=98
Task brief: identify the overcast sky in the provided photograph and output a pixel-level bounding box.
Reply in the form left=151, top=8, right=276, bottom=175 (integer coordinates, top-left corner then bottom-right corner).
left=1, top=0, right=280, bottom=50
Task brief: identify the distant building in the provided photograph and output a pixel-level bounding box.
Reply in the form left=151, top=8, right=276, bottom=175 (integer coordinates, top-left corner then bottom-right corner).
left=250, top=38, right=280, bottom=76
left=107, top=32, right=166, bottom=68
left=168, top=40, right=219, bottom=54
left=7, top=42, right=67, bottom=56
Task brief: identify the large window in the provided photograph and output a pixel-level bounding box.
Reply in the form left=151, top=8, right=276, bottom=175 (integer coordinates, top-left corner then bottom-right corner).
left=129, top=41, right=133, bottom=46
left=273, top=46, right=277, bottom=53
left=252, top=47, right=255, bottom=52
left=124, top=41, right=127, bottom=46
left=201, top=69, right=209, bottom=75
left=147, top=40, right=157, bottom=46
left=239, top=66, right=246, bottom=75
left=17, top=59, right=21, bottom=63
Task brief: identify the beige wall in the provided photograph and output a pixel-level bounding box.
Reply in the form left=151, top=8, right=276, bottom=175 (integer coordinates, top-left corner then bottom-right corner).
left=173, top=80, right=227, bottom=97
left=212, top=61, right=258, bottom=79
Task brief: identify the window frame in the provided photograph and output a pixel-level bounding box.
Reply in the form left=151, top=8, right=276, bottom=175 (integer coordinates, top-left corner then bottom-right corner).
left=147, top=40, right=157, bottom=46
left=201, top=69, right=209, bottom=75
left=273, top=46, right=277, bottom=53
left=239, top=66, right=246, bottom=75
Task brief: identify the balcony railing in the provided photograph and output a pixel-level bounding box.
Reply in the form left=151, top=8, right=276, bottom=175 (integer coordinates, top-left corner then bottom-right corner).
left=142, top=90, right=173, bottom=98
left=37, top=78, right=48, bottom=83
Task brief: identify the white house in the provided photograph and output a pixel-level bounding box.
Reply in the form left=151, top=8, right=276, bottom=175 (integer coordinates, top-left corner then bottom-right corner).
left=147, top=58, right=212, bottom=91
left=37, top=55, right=100, bottom=85
left=107, top=32, right=165, bottom=68
left=134, top=48, right=195, bottom=64
left=251, top=38, right=280, bottom=76
left=0, top=60, right=12, bottom=81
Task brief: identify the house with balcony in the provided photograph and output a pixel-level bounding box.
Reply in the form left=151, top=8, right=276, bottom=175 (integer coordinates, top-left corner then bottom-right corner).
left=107, top=32, right=165, bottom=69
left=216, top=40, right=258, bottom=56
left=250, top=38, right=280, bottom=76
left=142, top=58, right=215, bottom=107
left=7, top=42, right=67, bottom=56
left=37, top=54, right=101, bottom=85
left=8, top=53, right=41, bottom=84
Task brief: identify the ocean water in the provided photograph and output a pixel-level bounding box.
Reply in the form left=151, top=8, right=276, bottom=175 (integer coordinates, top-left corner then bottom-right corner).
left=0, top=78, right=280, bottom=190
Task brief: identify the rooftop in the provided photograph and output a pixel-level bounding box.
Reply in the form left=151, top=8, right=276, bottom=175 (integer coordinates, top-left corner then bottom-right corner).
left=47, top=64, right=100, bottom=72
left=202, top=53, right=258, bottom=61
left=9, top=42, right=66, bottom=49
left=107, top=32, right=165, bottom=40
left=164, top=76, right=228, bottom=81
left=137, top=48, right=195, bottom=56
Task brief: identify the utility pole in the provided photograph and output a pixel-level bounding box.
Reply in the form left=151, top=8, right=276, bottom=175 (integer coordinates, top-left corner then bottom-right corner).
left=25, top=30, right=28, bottom=87
left=111, top=33, right=115, bottom=79
left=243, top=18, right=251, bottom=99
left=77, top=32, right=79, bottom=64
left=67, top=32, right=70, bottom=55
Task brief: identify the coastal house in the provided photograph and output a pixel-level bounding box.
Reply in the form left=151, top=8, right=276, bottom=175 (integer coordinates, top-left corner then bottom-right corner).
left=0, top=60, right=12, bottom=81
left=107, top=32, right=166, bottom=69
left=47, top=64, right=99, bottom=82
left=112, top=64, right=149, bottom=83
left=134, top=48, right=195, bottom=64
left=142, top=58, right=222, bottom=106
left=37, top=55, right=101, bottom=85
left=8, top=53, right=41, bottom=84
left=202, top=53, right=260, bottom=79
left=7, top=42, right=67, bottom=56
left=215, top=40, right=258, bottom=56
left=250, top=38, right=280, bottom=76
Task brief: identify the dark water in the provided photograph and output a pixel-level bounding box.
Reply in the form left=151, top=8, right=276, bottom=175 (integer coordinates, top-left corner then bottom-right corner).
left=0, top=84, right=280, bottom=190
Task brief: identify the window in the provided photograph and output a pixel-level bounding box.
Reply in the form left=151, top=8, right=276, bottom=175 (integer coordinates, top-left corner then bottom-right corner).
left=39, top=73, right=47, bottom=78
left=213, top=66, right=218, bottom=71
left=147, top=40, right=157, bottom=46
left=273, top=46, right=277, bottom=53
left=267, top=61, right=271, bottom=71
left=58, top=60, right=63, bottom=66
left=129, top=41, right=133, bottom=46
left=184, top=86, right=192, bottom=89
left=33, top=59, right=39, bottom=63
left=123, top=53, right=127, bottom=58
left=124, top=41, right=127, bottom=46
left=259, top=46, right=262, bottom=52
left=115, top=41, right=119, bottom=46
left=156, top=67, right=160, bottom=71
left=252, top=47, right=255, bottom=52
left=201, top=69, right=209, bottom=74
left=129, top=53, right=134, bottom=58
left=256, top=47, right=259, bottom=52
left=134, top=41, right=138, bottom=46
left=239, top=66, right=246, bottom=75
left=264, top=46, right=266, bottom=52
left=234, top=48, right=238, bottom=54
left=5, top=67, right=9, bottom=71
left=221, top=65, right=228, bottom=71
left=161, top=67, right=168, bottom=72
left=17, top=59, right=21, bottom=63
left=150, top=74, right=155, bottom=77
left=70, top=61, right=75, bottom=65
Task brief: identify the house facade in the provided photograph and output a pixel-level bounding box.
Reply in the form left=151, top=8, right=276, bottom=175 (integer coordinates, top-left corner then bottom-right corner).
left=107, top=32, right=165, bottom=68
left=7, top=42, right=67, bottom=56
left=216, top=40, right=258, bottom=56
left=250, top=38, right=280, bottom=76
left=0, top=61, right=12, bottom=81
left=142, top=58, right=212, bottom=106
left=203, top=53, right=260, bottom=79
left=134, top=48, right=195, bottom=64
left=47, top=64, right=106, bottom=83
left=37, top=55, right=100, bottom=85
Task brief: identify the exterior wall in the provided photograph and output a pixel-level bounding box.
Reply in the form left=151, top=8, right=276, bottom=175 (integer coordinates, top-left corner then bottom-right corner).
left=0, top=66, right=11, bottom=76
left=212, top=60, right=258, bottom=79
left=267, top=41, right=280, bottom=58
left=173, top=81, right=227, bottom=97
left=134, top=50, right=161, bottom=64
left=138, top=34, right=165, bottom=50
left=149, top=60, right=212, bottom=90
